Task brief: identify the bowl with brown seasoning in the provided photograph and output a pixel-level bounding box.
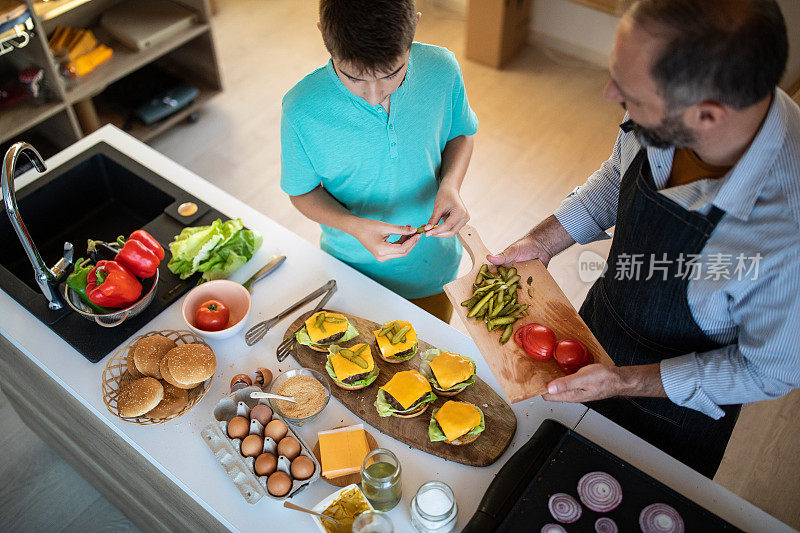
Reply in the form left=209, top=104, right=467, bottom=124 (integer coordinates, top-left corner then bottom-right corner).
left=268, top=368, right=331, bottom=425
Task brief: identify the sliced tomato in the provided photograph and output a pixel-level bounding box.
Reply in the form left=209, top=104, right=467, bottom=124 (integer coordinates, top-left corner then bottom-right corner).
left=195, top=299, right=230, bottom=331
left=514, top=323, right=557, bottom=361
left=554, top=339, right=591, bottom=374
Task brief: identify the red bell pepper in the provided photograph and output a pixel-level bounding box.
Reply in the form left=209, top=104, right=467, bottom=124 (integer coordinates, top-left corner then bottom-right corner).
left=113, top=229, right=163, bottom=278
left=86, top=260, right=142, bottom=308
left=129, top=229, right=165, bottom=261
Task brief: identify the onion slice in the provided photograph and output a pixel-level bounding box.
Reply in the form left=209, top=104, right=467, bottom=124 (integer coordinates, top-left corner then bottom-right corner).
left=541, top=525, right=567, bottom=533
left=548, top=493, right=582, bottom=523
left=639, top=503, right=685, bottom=533
left=577, top=471, right=623, bottom=512
left=594, top=517, right=619, bottom=533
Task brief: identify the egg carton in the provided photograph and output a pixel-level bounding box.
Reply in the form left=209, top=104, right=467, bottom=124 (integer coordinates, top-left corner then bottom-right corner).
left=201, top=386, right=321, bottom=504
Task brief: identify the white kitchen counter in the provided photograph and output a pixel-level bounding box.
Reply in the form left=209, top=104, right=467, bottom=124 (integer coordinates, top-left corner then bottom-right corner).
left=0, top=126, right=789, bottom=532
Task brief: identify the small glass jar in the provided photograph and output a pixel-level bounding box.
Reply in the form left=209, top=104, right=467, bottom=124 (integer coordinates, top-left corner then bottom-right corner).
left=360, top=448, right=402, bottom=511
left=410, top=481, right=458, bottom=533
left=353, top=510, right=394, bottom=533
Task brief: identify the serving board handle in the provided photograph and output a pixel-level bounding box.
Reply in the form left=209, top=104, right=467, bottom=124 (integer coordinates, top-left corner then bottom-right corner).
left=458, top=225, right=493, bottom=277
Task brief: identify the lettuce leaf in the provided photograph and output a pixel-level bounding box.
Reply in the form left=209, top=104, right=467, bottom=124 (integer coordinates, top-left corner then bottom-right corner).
left=295, top=322, right=359, bottom=346
left=167, top=219, right=262, bottom=282
left=419, top=348, right=477, bottom=393
left=374, top=389, right=437, bottom=418
left=428, top=406, right=485, bottom=442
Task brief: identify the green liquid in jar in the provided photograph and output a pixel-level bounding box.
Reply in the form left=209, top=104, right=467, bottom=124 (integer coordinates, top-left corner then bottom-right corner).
left=362, top=461, right=402, bottom=511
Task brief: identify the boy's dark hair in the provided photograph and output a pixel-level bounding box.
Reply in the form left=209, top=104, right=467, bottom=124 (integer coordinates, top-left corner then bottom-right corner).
left=628, top=0, right=787, bottom=110
left=320, top=0, right=417, bottom=75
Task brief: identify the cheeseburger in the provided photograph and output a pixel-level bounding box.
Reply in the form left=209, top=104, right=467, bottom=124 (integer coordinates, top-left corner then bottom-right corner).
left=375, top=370, right=437, bottom=418
left=428, top=401, right=485, bottom=445
left=419, top=349, right=476, bottom=396
left=325, top=343, right=379, bottom=390
left=373, top=320, right=418, bottom=363
left=295, top=311, right=358, bottom=351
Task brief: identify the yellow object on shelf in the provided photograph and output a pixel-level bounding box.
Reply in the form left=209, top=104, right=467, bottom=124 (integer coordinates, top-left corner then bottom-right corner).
left=67, top=44, right=112, bottom=77
left=67, top=28, right=97, bottom=60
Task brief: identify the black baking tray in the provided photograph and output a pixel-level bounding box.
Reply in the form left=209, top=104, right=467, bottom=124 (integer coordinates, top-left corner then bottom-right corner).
left=0, top=141, right=228, bottom=363
left=464, top=419, right=741, bottom=532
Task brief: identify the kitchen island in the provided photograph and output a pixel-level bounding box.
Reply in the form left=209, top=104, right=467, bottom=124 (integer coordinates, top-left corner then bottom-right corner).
left=0, top=126, right=790, bottom=532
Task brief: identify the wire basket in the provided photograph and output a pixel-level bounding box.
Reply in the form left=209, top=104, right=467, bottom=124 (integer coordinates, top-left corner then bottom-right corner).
left=101, top=329, right=215, bottom=425
left=65, top=259, right=159, bottom=328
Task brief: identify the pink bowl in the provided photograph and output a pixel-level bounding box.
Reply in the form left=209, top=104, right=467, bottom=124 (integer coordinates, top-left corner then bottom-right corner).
left=181, top=280, right=251, bottom=340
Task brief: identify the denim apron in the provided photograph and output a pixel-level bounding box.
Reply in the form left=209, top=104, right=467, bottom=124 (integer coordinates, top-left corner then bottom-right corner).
left=579, top=140, right=741, bottom=478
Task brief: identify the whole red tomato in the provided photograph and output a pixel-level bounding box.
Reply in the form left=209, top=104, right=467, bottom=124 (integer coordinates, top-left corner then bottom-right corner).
left=554, top=339, right=592, bottom=374
left=195, top=299, right=230, bottom=331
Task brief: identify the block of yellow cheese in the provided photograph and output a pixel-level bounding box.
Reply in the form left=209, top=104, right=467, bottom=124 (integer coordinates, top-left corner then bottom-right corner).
left=318, top=424, right=370, bottom=479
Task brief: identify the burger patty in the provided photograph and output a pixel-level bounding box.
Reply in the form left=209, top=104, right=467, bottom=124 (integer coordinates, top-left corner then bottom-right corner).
left=385, top=391, right=426, bottom=412
left=341, top=371, right=371, bottom=384
left=435, top=377, right=469, bottom=391
left=386, top=346, right=415, bottom=359
left=315, top=330, right=345, bottom=344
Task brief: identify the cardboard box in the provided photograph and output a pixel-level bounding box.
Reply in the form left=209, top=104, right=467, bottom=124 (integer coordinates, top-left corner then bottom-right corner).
left=465, top=0, right=531, bottom=68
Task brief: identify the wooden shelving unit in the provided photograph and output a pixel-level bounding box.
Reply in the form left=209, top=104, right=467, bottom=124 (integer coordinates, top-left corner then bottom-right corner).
left=0, top=0, right=223, bottom=148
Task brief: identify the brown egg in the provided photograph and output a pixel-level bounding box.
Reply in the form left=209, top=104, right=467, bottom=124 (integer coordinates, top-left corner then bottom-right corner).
left=250, top=404, right=273, bottom=426
left=264, top=419, right=288, bottom=442
left=291, top=455, right=315, bottom=480
left=254, top=452, right=278, bottom=476
left=227, top=416, right=250, bottom=440
left=277, top=436, right=301, bottom=460
left=255, top=367, right=273, bottom=388
left=241, top=434, right=263, bottom=457
left=230, top=374, right=252, bottom=389
left=267, top=471, right=292, bottom=497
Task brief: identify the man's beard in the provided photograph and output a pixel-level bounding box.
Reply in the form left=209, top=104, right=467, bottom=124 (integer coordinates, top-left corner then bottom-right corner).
left=626, top=107, right=696, bottom=149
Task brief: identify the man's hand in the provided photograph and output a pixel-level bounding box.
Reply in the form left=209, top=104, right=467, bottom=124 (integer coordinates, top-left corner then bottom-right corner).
left=352, top=219, right=420, bottom=262
left=425, top=184, right=469, bottom=238
left=487, top=233, right=555, bottom=267
left=486, top=215, right=575, bottom=268
left=542, top=363, right=666, bottom=403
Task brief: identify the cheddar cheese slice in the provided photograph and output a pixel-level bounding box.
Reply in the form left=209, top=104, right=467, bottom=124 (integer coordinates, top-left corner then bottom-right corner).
left=428, top=352, right=474, bottom=390
left=373, top=321, right=418, bottom=358
left=318, top=424, right=370, bottom=479
left=330, top=344, right=375, bottom=381
left=434, top=401, right=482, bottom=442
left=304, top=311, right=349, bottom=343
left=379, top=370, right=431, bottom=410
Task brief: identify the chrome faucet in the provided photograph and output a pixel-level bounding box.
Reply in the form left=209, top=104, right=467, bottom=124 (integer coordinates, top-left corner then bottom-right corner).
left=2, top=142, right=73, bottom=310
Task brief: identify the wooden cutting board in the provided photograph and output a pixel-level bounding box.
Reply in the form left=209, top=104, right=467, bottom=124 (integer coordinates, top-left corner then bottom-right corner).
left=443, top=226, right=614, bottom=403
left=283, top=311, right=517, bottom=467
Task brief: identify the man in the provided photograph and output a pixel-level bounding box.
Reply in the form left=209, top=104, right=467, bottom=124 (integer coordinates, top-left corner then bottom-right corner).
left=488, top=0, right=799, bottom=478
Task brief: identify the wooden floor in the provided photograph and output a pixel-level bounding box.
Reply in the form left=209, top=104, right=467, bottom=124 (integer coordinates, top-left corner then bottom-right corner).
left=1, top=0, right=798, bottom=529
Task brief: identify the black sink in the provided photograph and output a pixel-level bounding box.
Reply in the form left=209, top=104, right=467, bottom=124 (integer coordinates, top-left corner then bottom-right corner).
left=0, top=141, right=228, bottom=362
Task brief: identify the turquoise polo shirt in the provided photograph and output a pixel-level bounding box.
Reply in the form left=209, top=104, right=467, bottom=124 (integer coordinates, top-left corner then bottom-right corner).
left=280, top=42, right=479, bottom=299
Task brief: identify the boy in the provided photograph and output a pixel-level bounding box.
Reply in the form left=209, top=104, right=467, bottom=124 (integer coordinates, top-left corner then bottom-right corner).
left=280, top=0, right=478, bottom=323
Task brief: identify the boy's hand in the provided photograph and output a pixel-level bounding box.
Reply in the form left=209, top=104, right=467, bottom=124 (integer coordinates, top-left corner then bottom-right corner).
left=425, top=185, right=469, bottom=238
left=352, top=220, right=421, bottom=262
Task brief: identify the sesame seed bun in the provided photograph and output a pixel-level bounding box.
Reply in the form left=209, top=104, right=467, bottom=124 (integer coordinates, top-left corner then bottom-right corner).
left=117, top=377, right=164, bottom=418
left=126, top=349, right=143, bottom=378
left=131, top=335, right=177, bottom=379
left=145, top=381, right=189, bottom=419
left=159, top=355, right=201, bottom=390
left=164, top=344, right=216, bottom=386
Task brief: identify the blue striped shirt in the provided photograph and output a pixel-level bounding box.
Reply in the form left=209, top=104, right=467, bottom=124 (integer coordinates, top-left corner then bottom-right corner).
left=554, top=89, right=800, bottom=419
